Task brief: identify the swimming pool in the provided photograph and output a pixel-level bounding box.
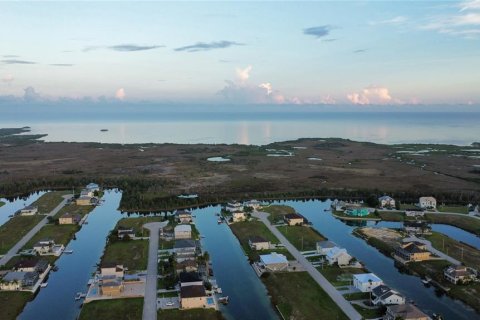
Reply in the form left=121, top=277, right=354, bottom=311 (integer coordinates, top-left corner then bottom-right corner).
left=207, top=297, right=214, bottom=305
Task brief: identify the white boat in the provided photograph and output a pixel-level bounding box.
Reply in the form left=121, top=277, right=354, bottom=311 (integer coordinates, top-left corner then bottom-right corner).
left=64, top=250, right=73, bottom=254
left=75, top=292, right=86, bottom=300
left=216, top=287, right=222, bottom=294
left=40, top=282, right=48, bottom=288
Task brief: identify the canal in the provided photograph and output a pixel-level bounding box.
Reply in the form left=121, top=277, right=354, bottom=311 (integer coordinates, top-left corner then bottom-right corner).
left=277, top=199, right=479, bottom=320
left=0, top=191, right=46, bottom=227
left=193, top=205, right=279, bottom=320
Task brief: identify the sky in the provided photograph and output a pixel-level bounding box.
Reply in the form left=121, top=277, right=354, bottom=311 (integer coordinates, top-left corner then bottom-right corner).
left=1, top=1, right=480, bottom=107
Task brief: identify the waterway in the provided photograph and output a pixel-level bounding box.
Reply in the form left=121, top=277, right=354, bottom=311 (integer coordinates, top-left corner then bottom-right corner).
left=19, top=190, right=124, bottom=320
left=0, top=191, right=46, bottom=227
left=193, top=205, right=279, bottom=320
left=276, top=199, right=480, bottom=320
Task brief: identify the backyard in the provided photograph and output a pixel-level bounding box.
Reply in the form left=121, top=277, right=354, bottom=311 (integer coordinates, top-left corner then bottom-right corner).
left=0, top=292, right=32, bottom=320
left=277, top=225, right=326, bottom=251
left=101, top=239, right=149, bottom=271
left=22, top=224, right=78, bottom=249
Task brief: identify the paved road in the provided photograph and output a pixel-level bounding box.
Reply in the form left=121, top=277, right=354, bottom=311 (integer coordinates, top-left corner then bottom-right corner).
left=0, top=194, right=72, bottom=266
left=142, top=221, right=168, bottom=320
left=254, top=211, right=362, bottom=320
left=403, top=236, right=460, bottom=265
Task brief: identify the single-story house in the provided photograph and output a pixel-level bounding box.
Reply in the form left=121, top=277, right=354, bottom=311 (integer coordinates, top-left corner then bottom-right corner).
left=101, top=280, right=124, bottom=296
left=14, top=258, right=49, bottom=273
left=353, top=273, right=383, bottom=292
left=176, top=259, right=198, bottom=274
left=76, top=196, right=93, bottom=206
left=316, top=241, right=337, bottom=255
left=394, top=242, right=431, bottom=263
left=19, top=205, right=38, bottom=216
left=100, top=263, right=125, bottom=279
left=226, top=202, right=243, bottom=212
left=444, top=265, right=478, bottom=285
left=174, top=224, right=192, bottom=240
left=244, top=200, right=262, bottom=210
left=174, top=239, right=197, bottom=261
left=180, top=285, right=208, bottom=309
left=326, top=247, right=352, bottom=266
left=405, top=209, right=425, bottom=217
left=403, top=221, right=431, bottom=234
left=249, top=236, right=271, bottom=251
left=59, top=213, right=81, bottom=225
left=345, top=207, right=369, bottom=217
left=86, top=183, right=100, bottom=193
left=419, top=196, right=436, bottom=209
left=259, top=252, right=288, bottom=272
left=117, top=227, right=135, bottom=239
left=232, top=211, right=246, bottom=222
left=284, top=213, right=305, bottom=226
left=378, top=196, right=396, bottom=208
left=0, top=271, right=39, bottom=290
left=179, top=272, right=203, bottom=287
left=176, top=210, right=193, bottom=224
left=384, top=303, right=429, bottom=320
left=33, top=239, right=55, bottom=255
left=372, top=285, right=405, bottom=305
left=80, top=189, right=94, bottom=198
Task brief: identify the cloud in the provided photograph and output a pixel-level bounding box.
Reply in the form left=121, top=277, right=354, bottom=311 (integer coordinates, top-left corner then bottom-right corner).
left=2, top=59, right=36, bottom=65
left=258, top=82, right=273, bottom=95
left=174, top=40, right=243, bottom=52
left=303, top=25, right=334, bottom=38
left=84, top=44, right=164, bottom=52
left=3, top=55, right=19, bottom=58
left=2, top=74, right=14, bottom=85
left=115, top=88, right=126, bottom=100
left=459, top=0, right=480, bottom=12
left=24, top=87, right=41, bottom=102
left=235, top=65, right=252, bottom=83
left=422, top=2, right=480, bottom=38
left=369, top=16, right=408, bottom=26
left=347, top=86, right=394, bottom=105
left=50, top=64, right=74, bottom=67
left=322, top=38, right=337, bottom=42
left=353, top=49, right=367, bottom=54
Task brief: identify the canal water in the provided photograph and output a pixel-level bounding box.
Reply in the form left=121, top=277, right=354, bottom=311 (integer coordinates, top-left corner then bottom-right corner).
left=19, top=190, right=124, bottom=320
left=276, top=199, right=480, bottom=320
left=0, top=191, right=46, bottom=227
left=193, top=205, right=279, bottom=320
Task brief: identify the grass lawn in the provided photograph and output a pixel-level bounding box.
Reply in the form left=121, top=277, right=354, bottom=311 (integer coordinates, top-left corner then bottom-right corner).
left=378, top=211, right=405, bottom=221
left=261, top=205, right=296, bottom=223
left=438, top=205, right=468, bottom=214
left=31, top=191, right=70, bottom=214
left=425, top=213, right=480, bottom=235
left=159, top=239, right=175, bottom=250
left=353, top=304, right=385, bottom=319
left=345, top=292, right=371, bottom=301
left=157, top=309, right=224, bottom=320
left=0, top=201, right=5, bottom=208
left=277, top=225, right=326, bottom=251
left=425, top=231, right=480, bottom=267
left=0, top=292, right=33, bottom=320
left=261, top=272, right=348, bottom=320
left=22, top=224, right=78, bottom=249
left=0, top=215, right=44, bottom=254
left=317, top=265, right=367, bottom=286
left=54, top=203, right=94, bottom=219
left=0, top=255, right=56, bottom=270
left=101, top=239, right=149, bottom=271
left=79, top=298, right=143, bottom=320
left=116, top=216, right=164, bottom=237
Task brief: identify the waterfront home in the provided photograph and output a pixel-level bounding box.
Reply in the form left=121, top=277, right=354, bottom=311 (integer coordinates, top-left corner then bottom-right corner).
left=176, top=259, right=198, bottom=274
left=345, top=207, right=370, bottom=217
left=378, top=196, right=395, bottom=208
left=326, top=247, right=352, bottom=266
left=394, top=242, right=431, bottom=263
left=331, top=200, right=347, bottom=212
left=405, top=209, right=425, bottom=218
left=316, top=241, right=337, bottom=255
left=100, top=280, right=124, bottom=296
left=226, top=201, right=243, bottom=212
left=14, top=258, right=49, bottom=273
left=232, top=211, right=246, bottom=223
left=80, top=189, right=94, bottom=198
left=179, top=272, right=203, bottom=287
left=174, top=224, right=192, bottom=240
left=33, top=239, right=56, bottom=255
left=117, top=227, right=135, bottom=240
left=444, top=265, right=478, bottom=285
left=174, top=239, right=197, bottom=262
left=384, top=303, right=429, bottom=320
left=100, top=263, right=125, bottom=278
left=58, top=213, right=81, bottom=225
left=244, top=200, right=262, bottom=210
left=249, top=236, right=271, bottom=251
left=372, top=285, right=406, bottom=305
left=259, top=252, right=288, bottom=271
left=418, top=196, right=436, bottom=209
left=76, top=196, right=94, bottom=206
left=353, top=273, right=383, bottom=292
left=180, top=285, right=208, bottom=309
left=19, top=205, right=38, bottom=216
left=176, top=210, right=193, bottom=224
left=403, top=221, right=431, bottom=235
left=86, top=183, right=100, bottom=193
left=0, top=271, right=39, bottom=290
left=284, top=213, right=305, bottom=226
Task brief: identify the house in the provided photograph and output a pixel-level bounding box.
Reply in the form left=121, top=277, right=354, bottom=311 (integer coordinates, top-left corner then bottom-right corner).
left=232, top=211, right=246, bottom=222
left=180, top=285, right=208, bottom=309
left=19, top=205, right=38, bottom=216
left=176, top=210, right=193, bottom=224
left=284, top=213, right=304, bottom=226
left=259, top=252, right=289, bottom=271
left=405, top=209, right=425, bottom=217
left=76, top=196, right=93, bottom=206
left=80, top=189, right=94, bottom=198
left=226, top=202, right=243, bottom=212
left=176, top=259, right=198, bottom=274
left=384, top=303, right=429, bottom=320
left=117, top=227, right=135, bottom=239
left=353, top=273, right=383, bottom=292
left=379, top=196, right=396, bottom=208
left=0, top=271, right=39, bottom=290
left=444, top=265, right=478, bottom=284
left=326, top=247, right=352, bottom=266
left=174, top=224, right=192, bottom=240
left=86, top=183, right=100, bottom=193
left=419, top=196, right=436, bottom=209
left=179, top=272, right=203, bottom=287
left=244, top=200, right=262, bottom=210
left=316, top=241, right=337, bottom=255
left=174, top=239, right=197, bottom=262
left=394, top=242, right=431, bottom=263
left=14, top=258, right=49, bottom=273
left=403, top=221, right=431, bottom=234
left=249, top=236, right=271, bottom=251
left=58, top=213, right=81, bottom=225
left=50, top=244, right=65, bottom=256
left=100, top=280, right=124, bottom=296
left=372, top=285, right=405, bottom=305
left=100, top=263, right=125, bottom=279
left=345, top=207, right=370, bottom=217
left=332, top=200, right=347, bottom=211
left=33, top=239, right=55, bottom=255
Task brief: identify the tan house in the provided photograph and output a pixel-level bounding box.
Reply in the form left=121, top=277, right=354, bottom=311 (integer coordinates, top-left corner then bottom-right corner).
left=180, top=285, right=208, bottom=309
left=76, top=196, right=93, bottom=206
left=384, top=304, right=429, bottom=320
left=19, top=205, right=38, bottom=216
left=100, top=263, right=125, bottom=278
left=174, top=224, right=192, bottom=240
left=59, top=213, right=81, bottom=225
left=259, top=252, right=288, bottom=271
left=284, top=213, right=304, bottom=226
left=176, top=210, right=193, bottom=224
left=394, top=242, right=431, bottom=263
left=232, top=211, right=246, bottom=223
left=100, top=280, right=124, bottom=296
left=249, top=236, right=270, bottom=251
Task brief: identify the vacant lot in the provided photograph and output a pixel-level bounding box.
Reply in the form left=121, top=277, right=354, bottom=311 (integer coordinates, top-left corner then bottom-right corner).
left=31, top=191, right=69, bottom=214
left=0, top=215, right=44, bottom=254
left=262, top=205, right=296, bottom=223
left=277, top=225, right=326, bottom=251
left=318, top=265, right=367, bottom=286
left=0, top=292, right=32, bottom=320
left=425, top=231, right=480, bottom=267
left=116, top=216, right=164, bottom=237
left=157, top=309, right=224, bottom=320
left=101, top=240, right=149, bottom=271
left=79, top=298, right=143, bottom=320
left=23, top=224, right=78, bottom=249
left=54, top=203, right=93, bottom=219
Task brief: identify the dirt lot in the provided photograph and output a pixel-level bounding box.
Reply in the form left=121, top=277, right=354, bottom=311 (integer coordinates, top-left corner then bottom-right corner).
left=359, top=227, right=403, bottom=246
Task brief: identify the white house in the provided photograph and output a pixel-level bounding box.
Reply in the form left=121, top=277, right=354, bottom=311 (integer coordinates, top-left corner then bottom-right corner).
left=249, top=236, right=271, bottom=251
left=371, top=285, right=405, bottom=305
left=19, top=205, right=38, bottom=216
left=353, top=273, right=383, bottom=292
left=244, top=200, right=262, bottom=210
left=444, top=265, right=477, bottom=285
left=419, top=196, right=436, bottom=209
left=232, top=211, right=246, bottom=222
left=378, top=196, right=395, bottom=208
left=259, top=252, right=289, bottom=272
left=226, top=202, right=243, bottom=212
left=316, top=241, right=337, bottom=255
left=326, top=247, right=352, bottom=266
left=174, top=224, right=192, bottom=240
left=86, top=183, right=100, bottom=192
left=33, top=239, right=55, bottom=255
left=80, top=189, right=94, bottom=198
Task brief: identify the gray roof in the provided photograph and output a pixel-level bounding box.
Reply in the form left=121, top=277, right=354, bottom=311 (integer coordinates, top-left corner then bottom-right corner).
left=2, top=271, right=36, bottom=282
left=174, top=239, right=197, bottom=249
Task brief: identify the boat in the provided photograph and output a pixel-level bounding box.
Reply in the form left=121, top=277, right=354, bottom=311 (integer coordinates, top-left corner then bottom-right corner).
left=421, top=279, right=430, bottom=285
left=52, top=266, right=59, bottom=272
left=8, top=215, right=13, bottom=218
left=217, top=219, right=223, bottom=224
left=75, top=292, right=86, bottom=300
left=64, top=250, right=73, bottom=254
left=40, top=282, right=48, bottom=288
left=216, top=287, right=223, bottom=294
left=100, top=129, right=108, bottom=132
left=323, top=209, right=330, bottom=212
left=218, top=296, right=229, bottom=304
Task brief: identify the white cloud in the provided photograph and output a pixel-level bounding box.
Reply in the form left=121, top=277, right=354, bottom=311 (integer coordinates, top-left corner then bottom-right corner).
left=258, top=82, right=273, bottom=95
left=347, top=86, right=393, bottom=105
left=369, top=16, right=408, bottom=26
left=24, top=86, right=41, bottom=101
left=115, top=88, right=126, bottom=100
left=235, top=65, right=252, bottom=83
left=2, top=74, right=14, bottom=85
left=459, top=0, right=480, bottom=12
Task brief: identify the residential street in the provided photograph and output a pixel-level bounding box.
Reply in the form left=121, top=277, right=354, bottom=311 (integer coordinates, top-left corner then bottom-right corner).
left=254, top=211, right=362, bottom=320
